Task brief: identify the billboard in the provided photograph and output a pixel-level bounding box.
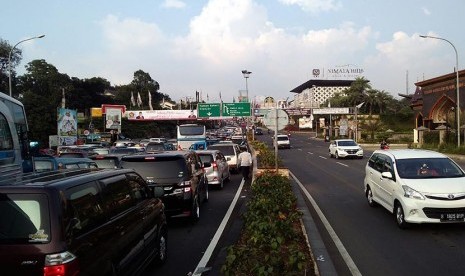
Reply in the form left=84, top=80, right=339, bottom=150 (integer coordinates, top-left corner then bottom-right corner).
left=57, top=108, right=78, bottom=145
left=106, top=107, right=122, bottom=130
left=126, top=109, right=197, bottom=120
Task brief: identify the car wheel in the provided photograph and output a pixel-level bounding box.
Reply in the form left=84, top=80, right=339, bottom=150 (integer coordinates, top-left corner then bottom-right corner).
left=395, top=202, right=409, bottom=229
left=366, top=187, right=377, bottom=207
left=154, top=229, right=167, bottom=265
left=191, top=197, right=200, bottom=223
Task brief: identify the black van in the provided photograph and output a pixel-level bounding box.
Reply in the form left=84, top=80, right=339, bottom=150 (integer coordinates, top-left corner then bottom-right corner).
left=0, top=169, right=167, bottom=276
left=120, top=151, right=209, bottom=222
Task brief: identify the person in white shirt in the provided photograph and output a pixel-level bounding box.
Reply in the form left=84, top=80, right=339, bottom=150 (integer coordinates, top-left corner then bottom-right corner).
left=238, top=147, right=252, bottom=180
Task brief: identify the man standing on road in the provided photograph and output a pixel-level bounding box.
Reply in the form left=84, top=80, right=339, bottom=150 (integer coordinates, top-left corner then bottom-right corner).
left=238, top=147, right=252, bottom=180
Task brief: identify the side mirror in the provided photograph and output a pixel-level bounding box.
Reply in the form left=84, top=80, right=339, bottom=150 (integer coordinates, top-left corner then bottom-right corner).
left=153, top=186, right=164, bottom=198
left=381, top=171, right=393, bottom=179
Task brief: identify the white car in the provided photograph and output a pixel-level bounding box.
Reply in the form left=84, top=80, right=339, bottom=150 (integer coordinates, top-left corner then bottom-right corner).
left=276, top=134, right=291, bottom=149
left=364, top=149, right=465, bottom=229
left=328, top=139, right=363, bottom=159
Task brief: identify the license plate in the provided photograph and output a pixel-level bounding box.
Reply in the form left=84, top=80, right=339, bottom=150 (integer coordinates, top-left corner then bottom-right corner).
left=440, top=213, right=465, bottom=221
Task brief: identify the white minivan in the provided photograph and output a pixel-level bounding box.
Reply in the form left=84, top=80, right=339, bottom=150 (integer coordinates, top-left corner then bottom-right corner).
left=364, top=149, right=465, bottom=229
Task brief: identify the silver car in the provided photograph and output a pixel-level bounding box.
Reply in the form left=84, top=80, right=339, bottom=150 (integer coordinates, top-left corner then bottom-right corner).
left=196, top=150, right=231, bottom=189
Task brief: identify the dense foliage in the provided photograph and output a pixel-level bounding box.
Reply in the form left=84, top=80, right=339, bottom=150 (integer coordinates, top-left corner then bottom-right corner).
left=221, top=173, right=314, bottom=276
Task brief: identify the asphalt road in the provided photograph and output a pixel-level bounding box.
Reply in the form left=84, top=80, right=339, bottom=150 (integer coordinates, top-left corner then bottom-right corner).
left=272, top=133, right=465, bottom=276
left=143, top=172, right=245, bottom=276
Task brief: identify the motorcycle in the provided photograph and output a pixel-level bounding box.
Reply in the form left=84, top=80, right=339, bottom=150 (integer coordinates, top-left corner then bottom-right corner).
left=380, top=143, right=390, bottom=150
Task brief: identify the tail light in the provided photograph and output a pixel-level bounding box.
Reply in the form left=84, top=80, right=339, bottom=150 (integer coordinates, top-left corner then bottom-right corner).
left=43, top=251, right=79, bottom=276
left=212, top=161, right=218, bottom=171
left=179, top=180, right=192, bottom=192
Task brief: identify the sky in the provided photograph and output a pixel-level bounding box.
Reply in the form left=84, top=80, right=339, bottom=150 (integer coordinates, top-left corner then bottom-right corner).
left=2, top=0, right=464, bottom=104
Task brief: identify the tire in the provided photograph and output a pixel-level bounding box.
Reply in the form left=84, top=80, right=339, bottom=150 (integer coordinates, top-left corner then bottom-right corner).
left=154, top=229, right=167, bottom=265
left=366, top=187, right=377, bottom=207
left=395, top=202, right=409, bottom=229
left=191, top=197, right=200, bottom=223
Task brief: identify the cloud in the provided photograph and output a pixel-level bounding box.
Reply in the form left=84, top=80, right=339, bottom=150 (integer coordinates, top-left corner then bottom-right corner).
left=422, top=7, right=431, bottom=15
left=162, top=0, right=186, bottom=9
left=278, top=0, right=342, bottom=13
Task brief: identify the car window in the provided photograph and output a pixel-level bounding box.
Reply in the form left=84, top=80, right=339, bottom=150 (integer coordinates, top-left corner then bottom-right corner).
left=396, top=158, right=465, bottom=179
left=93, top=158, right=118, bottom=169
left=34, top=160, right=54, bottom=172
left=199, top=154, right=214, bottom=164
left=209, top=145, right=235, bottom=156
left=126, top=172, right=150, bottom=203
left=0, top=193, right=51, bottom=244
left=338, top=140, right=357, bottom=146
left=66, top=182, right=105, bottom=236
left=121, top=157, right=188, bottom=179
left=100, top=175, right=135, bottom=218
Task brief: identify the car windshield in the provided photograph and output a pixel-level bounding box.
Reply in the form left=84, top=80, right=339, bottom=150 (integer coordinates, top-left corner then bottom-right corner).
left=209, top=145, right=235, bottom=155
left=277, top=136, right=289, bottom=141
left=110, top=148, right=138, bottom=155
left=338, top=140, right=357, bottom=146
left=396, top=158, right=465, bottom=179
left=0, top=193, right=51, bottom=244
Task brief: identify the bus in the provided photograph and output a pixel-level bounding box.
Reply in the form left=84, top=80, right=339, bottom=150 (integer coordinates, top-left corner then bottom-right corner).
left=0, top=93, right=30, bottom=177
left=176, top=124, right=206, bottom=150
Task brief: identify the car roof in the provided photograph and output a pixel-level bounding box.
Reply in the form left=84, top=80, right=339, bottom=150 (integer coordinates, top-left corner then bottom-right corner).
left=195, top=149, right=221, bottom=155
left=277, top=134, right=289, bottom=137
left=335, top=139, right=355, bottom=142
left=373, top=149, right=447, bottom=160
left=0, top=168, right=134, bottom=188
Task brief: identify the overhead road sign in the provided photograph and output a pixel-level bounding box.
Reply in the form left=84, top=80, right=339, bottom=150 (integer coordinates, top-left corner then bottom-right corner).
left=198, top=103, right=221, bottom=118
left=222, top=102, right=251, bottom=116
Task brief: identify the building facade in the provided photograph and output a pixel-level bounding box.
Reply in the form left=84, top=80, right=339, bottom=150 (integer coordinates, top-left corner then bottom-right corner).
left=409, top=69, right=465, bottom=131
left=290, top=79, right=354, bottom=108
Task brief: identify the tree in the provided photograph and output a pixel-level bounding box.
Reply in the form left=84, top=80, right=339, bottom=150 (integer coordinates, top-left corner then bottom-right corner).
left=0, top=38, right=22, bottom=93
left=130, top=70, right=161, bottom=109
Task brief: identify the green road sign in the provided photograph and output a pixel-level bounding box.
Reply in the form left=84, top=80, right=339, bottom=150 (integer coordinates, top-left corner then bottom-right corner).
left=222, top=102, right=251, bottom=116
left=198, top=103, right=221, bottom=117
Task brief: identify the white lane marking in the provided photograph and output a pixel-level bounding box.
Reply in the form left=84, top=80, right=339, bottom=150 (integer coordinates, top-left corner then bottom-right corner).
left=193, top=178, right=245, bottom=275
left=298, top=148, right=303, bottom=151
left=307, top=152, right=314, bottom=155
left=319, top=156, right=327, bottom=159
left=336, top=162, right=348, bottom=167
left=290, top=171, right=362, bottom=276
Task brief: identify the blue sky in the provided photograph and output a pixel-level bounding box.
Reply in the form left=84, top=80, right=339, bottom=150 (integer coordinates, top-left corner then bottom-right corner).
left=2, top=0, right=464, bottom=104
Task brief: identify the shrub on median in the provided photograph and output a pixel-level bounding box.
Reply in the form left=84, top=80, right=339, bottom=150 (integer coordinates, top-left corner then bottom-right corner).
left=221, top=173, right=315, bottom=276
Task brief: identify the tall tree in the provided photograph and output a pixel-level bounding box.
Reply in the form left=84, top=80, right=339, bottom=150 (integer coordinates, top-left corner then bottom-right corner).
left=0, top=38, right=22, bottom=93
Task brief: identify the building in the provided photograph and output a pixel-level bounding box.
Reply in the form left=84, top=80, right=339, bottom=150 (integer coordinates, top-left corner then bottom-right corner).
left=406, top=69, right=464, bottom=131
left=290, top=79, right=355, bottom=109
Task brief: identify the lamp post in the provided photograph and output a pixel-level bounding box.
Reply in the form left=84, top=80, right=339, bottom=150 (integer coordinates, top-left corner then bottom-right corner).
left=8, top=35, right=45, bottom=97
left=354, top=102, right=365, bottom=142
left=420, top=35, right=460, bottom=147
left=241, top=70, right=252, bottom=139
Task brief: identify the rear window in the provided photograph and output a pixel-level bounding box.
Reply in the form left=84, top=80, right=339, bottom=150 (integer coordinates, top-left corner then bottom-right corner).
left=209, top=145, right=235, bottom=156
left=93, top=158, right=118, bottom=169
left=34, top=160, right=54, bottom=172
left=0, top=193, right=51, bottom=244
left=110, top=148, right=138, bottom=155
left=198, top=154, right=214, bottom=164
left=277, top=136, right=289, bottom=141
left=120, top=157, right=187, bottom=179
left=146, top=144, right=165, bottom=152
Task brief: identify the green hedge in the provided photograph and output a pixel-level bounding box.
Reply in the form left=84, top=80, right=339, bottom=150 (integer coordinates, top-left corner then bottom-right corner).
left=221, top=173, right=314, bottom=276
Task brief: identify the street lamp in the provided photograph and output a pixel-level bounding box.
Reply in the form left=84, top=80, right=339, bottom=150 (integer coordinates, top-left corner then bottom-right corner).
left=8, top=35, right=45, bottom=97
left=354, top=102, right=365, bottom=143
left=420, top=34, right=460, bottom=147
left=241, top=70, right=252, bottom=139
left=241, top=70, right=252, bottom=102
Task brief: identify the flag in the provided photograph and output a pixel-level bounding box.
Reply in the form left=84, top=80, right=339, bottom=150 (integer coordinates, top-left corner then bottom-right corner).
left=137, top=92, right=142, bottom=107
left=219, top=92, right=222, bottom=103
left=148, top=90, right=153, bottom=110
left=206, top=93, right=209, bottom=102
left=130, top=92, right=136, bottom=106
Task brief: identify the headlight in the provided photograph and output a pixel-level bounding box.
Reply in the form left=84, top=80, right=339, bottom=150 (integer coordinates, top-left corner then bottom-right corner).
left=402, top=185, right=425, bottom=200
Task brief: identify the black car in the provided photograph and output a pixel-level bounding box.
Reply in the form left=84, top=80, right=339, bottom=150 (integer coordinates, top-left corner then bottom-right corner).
left=0, top=169, right=167, bottom=275
left=120, top=151, right=209, bottom=222
left=254, top=127, right=264, bottom=135
left=90, top=154, right=126, bottom=169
